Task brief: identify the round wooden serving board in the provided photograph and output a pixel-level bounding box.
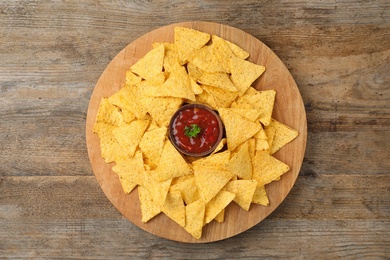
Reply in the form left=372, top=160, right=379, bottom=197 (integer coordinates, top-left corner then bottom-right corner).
left=86, top=21, right=307, bottom=243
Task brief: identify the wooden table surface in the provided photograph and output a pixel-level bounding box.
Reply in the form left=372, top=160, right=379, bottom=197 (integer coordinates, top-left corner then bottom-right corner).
left=1, top=0, right=389, bottom=258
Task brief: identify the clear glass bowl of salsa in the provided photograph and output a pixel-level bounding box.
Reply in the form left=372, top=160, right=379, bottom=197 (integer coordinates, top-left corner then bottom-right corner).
left=169, top=103, right=224, bottom=157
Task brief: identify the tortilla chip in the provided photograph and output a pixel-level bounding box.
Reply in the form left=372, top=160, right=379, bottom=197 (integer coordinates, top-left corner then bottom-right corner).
left=138, top=185, right=161, bottom=223
left=162, top=190, right=186, bottom=227
left=201, top=85, right=238, bottom=108
left=155, top=140, right=193, bottom=181
left=174, top=27, right=210, bottom=65
left=130, top=43, right=164, bottom=80
left=226, top=179, right=257, bottom=211
left=232, top=89, right=276, bottom=126
left=169, top=174, right=200, bottom=205
left=204, top=190, right=235, bottom=224
left=230, top=56, right=265, bottom=95
left=218, top=108, right=261, bottom=151
left=211, top=35, right=236, bottom=73
left=252, top=186, right=269, bottom=206
left=186, top=62, right=204, bottom=81
left=143, top=170, right=172, bottom=208
left=140, top=95, right=183, bottom=127
left=266, top=119, right=299, bottom=154
left=96, top=97, right=125, bottom=126
left=190, top=45, right=226, bottom=73
left=252, top=151, right=290, bottom=187
left=153, top=42, right=178, bottom=73
left=193, top=164, right=234, bottom=203
left=112, top=151, right=145, bottom=194
left=210, top=138, right=226, bottom=155
left=198, top=72, right=237, bottom=92
left=125, top=70, right=142, bottom=86
left=226, top=108, right=261, bottom=122
left=225, top=39, right=249, bottom=59
left=254, top=127, right=270, bottom=151
left=192, top=150, right=230, bottom=170
left=139, top=126, right=167, bottom=165
left=189, top=77, right=203, bottom=95
left=112, top=120, right=149, bottom=157
left=214, top=209, right=225, bottom=223
left=264, top=124, right=276, bottom=152
left=184, top=199, right=206, bottom=239
left=94, top=122, right=126, bottom=163
left=226, top=141, right=252, bottom=180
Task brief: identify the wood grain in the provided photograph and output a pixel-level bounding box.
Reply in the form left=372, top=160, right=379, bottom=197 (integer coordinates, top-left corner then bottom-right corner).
left=85, top=21, right=307, bottom=242
left=0, top=0, right=389, bottom=257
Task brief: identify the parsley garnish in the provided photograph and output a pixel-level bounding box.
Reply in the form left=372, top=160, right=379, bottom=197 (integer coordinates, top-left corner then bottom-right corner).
left=184, top=124, right=201, bottom=138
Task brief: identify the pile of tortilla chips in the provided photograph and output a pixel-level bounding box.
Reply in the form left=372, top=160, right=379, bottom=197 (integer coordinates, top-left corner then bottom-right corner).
left=93, top=26, right=298, bottom=239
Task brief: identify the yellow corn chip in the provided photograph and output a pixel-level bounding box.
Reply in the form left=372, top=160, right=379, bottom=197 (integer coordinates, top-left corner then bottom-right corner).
left=264, top=124, right=276, bottom=152
left=232, top=89, right=276, bottom=126
left=112, top=151, right=145, bottom=194
left=226, top=179, right=257, bottom=211
left=247, top=138, right=257, bottom=159
left=138, top=185, right=161, bottom=223
left=225, top=39, right=249, bottom=59
left=230, top=56, right=265, bottom=95
left=186, top=62, right=204, bottom=81
left=112, top=120, right=149, bottom=158
left=174, top=27, right=210, bottom=65
left=130, top=43, right=164, bottom=80
left=189, top=77, right=203, bottom=95
left=140, top=95, right=183, bottom=127
left=184, top=199, right=205, bottom=239
left=94, top=122, right=126, bottom=163
left=202, top=85, right=238, bottom=108
left=195, top=89, right=217, bottom=109
left=211, top=35, right=236, bottom=73
left=214, top=209, right=225, bottom=223
left=169, top=174, right=200, bottom=205
left=254, top=127, right=270, bottom=151
left=226, top=108, right=261, bottom=122
left=266, top=119, right=299, bottom=154
left=143, top=170, right=172, bottom=208
left=210, top=138, right=226, bottom=155
left=125, top=70, right=142, bottom=86
left=252, top=186, right=269, bottom=206
left=193, top=164, right=234, bottom=203
left=162, top=190, right=186, bottom=227
left=204, top=190, right=235, bottom=224
left=226, top=141, right=252, bottom=180
left=192, top=150, right=230, bottom=170
left=153, top=42, right=178, bottom=73
left=155, top=140, right=193, bottom=181
left=190, top=45, right=226, bottom=73
left=218, top=108, right=261, bottom=151
left=139, top=126, right=167, bottom=165
left=252, top=151, right=290, bottom=187
left=198, top=72, right=237, bottom=92
left=96, top=97, right=125, bottom=126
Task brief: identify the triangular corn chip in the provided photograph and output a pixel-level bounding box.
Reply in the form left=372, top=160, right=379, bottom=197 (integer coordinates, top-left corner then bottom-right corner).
left=139, top=126, right=167, bottom=165
left=230, top=56, right=265, bottom=95
left=138, top=185, right=161, bottom=223
left=112, top=120, right=149, bottom=157
left=184, top=199, right=206, bottom=239
left=174, top=27, right=210, bottom=65
left=204, top=190, right=235, bottom=224
left=162, top=190, right=186, bottom=227
left=252, top=186, right=269, bottom=206
left=130, top=43, right=164, bottom=80
left=266, top=119, right=299, bottom=154
left=252, top=151, right=290, bottom=187
left=226, top=141, right=252, bottom=180
left=226, top=179, right=257, bottom=211
left=218, top=108, right=261, bottom=151
left=198, top=72, right=237, bottom=92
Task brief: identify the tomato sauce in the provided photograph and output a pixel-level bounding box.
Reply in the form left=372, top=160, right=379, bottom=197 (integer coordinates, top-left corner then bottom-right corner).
left=170, top=105, right=222, bottom=156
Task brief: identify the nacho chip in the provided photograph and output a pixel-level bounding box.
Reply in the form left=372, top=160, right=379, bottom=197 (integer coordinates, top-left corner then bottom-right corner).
left=230, top=56, right=265, bottom=95
left=140, top=95, right=183, bottom=127
left=252, top=186, right=269, bottom=206
left=184, top=199, right=206, bottom=239
left=112, top=120, right=149, bottom=158
left=94, top=122, right=126, bottom=163
left=252, top=151, right=290, bottom=187
left=254, top=127, right=270, bottom=151
left=187, top=62, right=204, bottom=81
left=189, top=77, right=203, bottom=95
left=214, top=209, right=225, bottom=223
left=210, top=138, right=226, bottom=155
left=139, top=126, right=167, bottom=165
left=218, top=108, right=261, bottom=151
left=193, top=164, right=234, bottom=203
left=226, top=179, right=257, bottom=211
left=130, top=43, right=164, bottom=80
left=162, top=190, right=186, bottom=227
left=225, top=39, right=250, bottom=59
left=138, top=185, right=161, bottom=223
left=226, top=108, right=261, bottom=122
left=169, top=174, right=200, bottom=205
left=112, top=151, right=145, bottom=194
left=264, top=124, right=276, bottom=152
left=266, top=119, right=299, bottom=154
left=226, top=141, right=252, bottom=180
left=211, top=35, right=236, bottom=73
left=153, top=42, right=178, bottom=73
left=232, top=89, right=276, bottom=126
left=198, top=72, right=237, bottom=92
left=155, top=140, right=193, bottom=181
left=143, top=170, right=172, bottom=208
left=202, top=85, right=238, bottom=108
left=125, top=70, right=142, bottom=86
left=192, top=150, right=230, bottom=170
left=96, top=97, right=125, bottom=126
left=190, top=45, right=226, bottom=73
left=204, top=190, right=235, bottom=224
left=174, top=27, right=210, bottom=65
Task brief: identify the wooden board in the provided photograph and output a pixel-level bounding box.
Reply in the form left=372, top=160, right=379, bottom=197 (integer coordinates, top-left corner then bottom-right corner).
left=85, top=21, right=307, bottom=243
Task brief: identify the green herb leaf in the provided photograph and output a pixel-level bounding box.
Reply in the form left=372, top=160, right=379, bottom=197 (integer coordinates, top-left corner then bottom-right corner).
left=184, top=124, right=201, bottom=138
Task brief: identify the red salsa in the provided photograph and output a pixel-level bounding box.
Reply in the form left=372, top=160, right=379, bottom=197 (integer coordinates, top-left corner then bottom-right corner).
left=170, top=104, right=222, bottom=156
